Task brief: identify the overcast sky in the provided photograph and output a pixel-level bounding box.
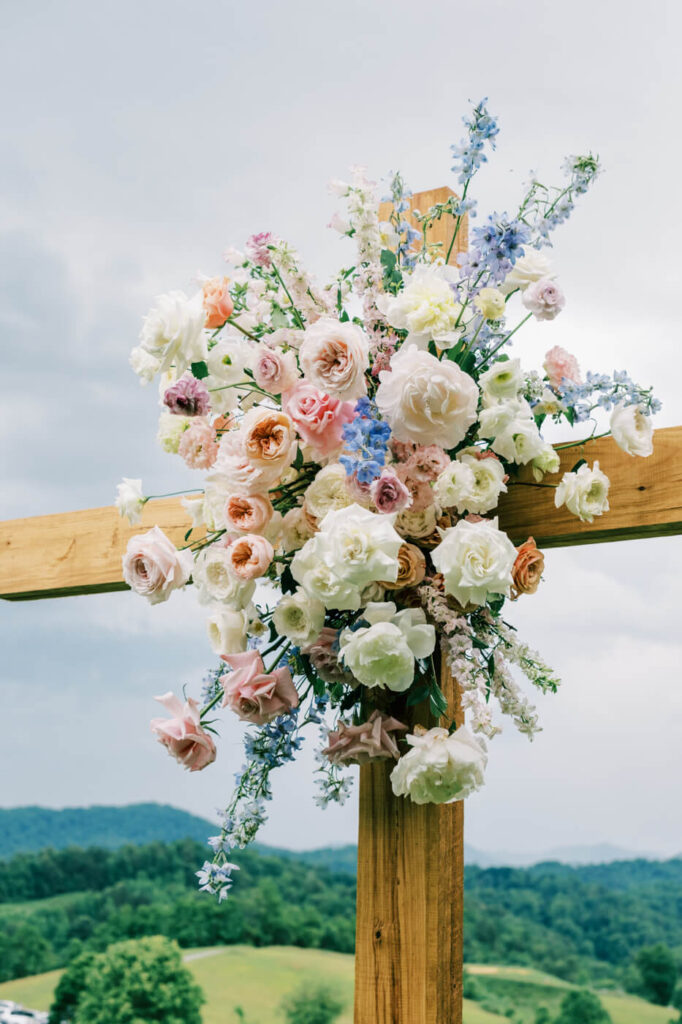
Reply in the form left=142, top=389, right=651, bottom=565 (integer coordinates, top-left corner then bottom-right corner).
left=1, top=0, right=681, bottom=859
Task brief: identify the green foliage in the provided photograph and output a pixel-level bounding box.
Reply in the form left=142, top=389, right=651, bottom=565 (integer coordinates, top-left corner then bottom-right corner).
left=634, top=944, right=678, bottom=1006
left=52, top=936, right=203, bottom=1024
left=554, top=989, right=612, bottom=1023
left=534, top=1008, right=551, bottom=1024
left=280, top=981, right=344, bottom=1024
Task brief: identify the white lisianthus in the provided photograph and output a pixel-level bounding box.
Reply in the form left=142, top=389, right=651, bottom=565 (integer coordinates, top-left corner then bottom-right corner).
left=303, top=463, right=353, bottom=522
left=499, top=251, right=555, bottom=295
left=434, top=454, right=507, bottom=515
left=206, top=607, right=249, bottom=656
left=376, top=344, right=478, bottom=448
left=129, top=346, right=161, bottom=384
left=206, top=337, right=253, bottom=383
left=182, top=494, right=207, bottom=529
left=273, top=589, right=325, bottom=646
left=193, top=546, right=256, bottom=607
left=474, top=287, right=506, bottom=320
left=491, top=418, right=545, bottom=465
left=157, top=411, right=191, bottom=454
left=115, top=478, right=146, bottom=525
left=339, top=602, right=436, bottom=691
left=479, top=358, right=523, bottom=401
left=377, top=264, right=468, bottom=349
left=534, top=387, right=566, bottom=417
left=555, top=461, right=610, bottom=523
left=140, top=290, right=206, bottom=373
left=431, top=516, right=517, bottom=607
left=299, top=317, right=369, bottom=400
left=531, top=444, right=561, bottom=482
left=610, top=403, right=654, bottom=457
left=477, top=398, right=533, bottom=439
left=390, top=725, right=487, bottom=804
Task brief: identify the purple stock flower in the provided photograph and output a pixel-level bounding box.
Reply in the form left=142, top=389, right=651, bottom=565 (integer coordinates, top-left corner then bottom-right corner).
left=163, top=372, right=211, bottom=417
left=245, top=232, right=274, bottom=267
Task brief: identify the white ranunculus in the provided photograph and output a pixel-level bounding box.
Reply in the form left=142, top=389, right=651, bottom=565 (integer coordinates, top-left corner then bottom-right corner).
left=376, top=344, right=478, bottom=448
left=129, top=346, right=161, bottom=384
left=431, top=516, right=517, bottom=607
left=478, top=358, right=523, bottom=401
left=157, top=411, right=191, bottom=454
left=303, top=463, right=353, bottom=522
left=299, top=317, right=369, bottom=400
left=499, top=251, right=555, bottom=295
left=531, top=443, right=561, bottom=482
left=610, top=403, right=654, bottom=457
left=206, top=607, right=249, bottom=656
left=435, top=454, right=507, bottom=515
left=554, top=461, right=610, bottom=523
left=115, top=478, right=146, bottom=525
left=491, top=417, right=545, bottom=465
left=289, top=540, right=362, bottom=610
left=339, top=602, right=436, bottom=691
left=377, top=264, right=468, bottom=349
left=193, top=546, right=256, bottom=607
left=390, top=725, right=487, bottom=804
left=140, top=290, right=206, bottom=373
left=273, top=589, right=326, bottom=646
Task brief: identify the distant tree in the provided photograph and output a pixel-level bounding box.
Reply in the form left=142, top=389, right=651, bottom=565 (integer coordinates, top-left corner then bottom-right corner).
left=280, top=982, right=344, bottom=1024
left=554, top=989, right=611, bottom=1024
left=635, top=943, right=678, bottom=1005
left=534, top=1008, right=551, bottom=1024
left=49, top=950, right=97, bottom=1024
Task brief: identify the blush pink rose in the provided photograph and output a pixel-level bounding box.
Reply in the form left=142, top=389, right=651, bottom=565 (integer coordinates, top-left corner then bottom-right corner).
left=407, top=445, right=451, bottom=482
left=220, top=650, right=299, bottom=724
left=225, top=493, right=274, bottom=534
left=322, top=710, right=407, bottom=765
left=203, top=275, right=234, bottom=329
left=299, top=317, right=370, bottom=400
left=227, top=533, right=274, bottom=579
left=370, top=470, right=413, bottom=514
left=543, top=345, right=582, bottom=390
left=151, top=692, right=217, bottom=771
left=252, top=347, right=300, bottom=394
left=178, top=420, right=218, bottom=470
left=122, top=526, right=192, bottom=605
left=283, top=382, right=355, bottom=458
left=523, top=278, right=565, bottom=321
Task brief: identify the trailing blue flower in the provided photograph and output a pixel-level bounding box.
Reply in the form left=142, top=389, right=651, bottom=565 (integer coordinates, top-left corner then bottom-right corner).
left=340, top=397, right=391, bottom=485
left=450, top=99, right=499, bottom=185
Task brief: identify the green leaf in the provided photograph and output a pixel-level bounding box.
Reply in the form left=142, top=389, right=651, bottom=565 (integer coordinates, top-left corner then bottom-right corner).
left=190, top=361, right=209, bottom=380
left=280, top=566, right=296, bottom=595
left=406, top=684, right=430, bottom=707
left=534, top=412, right=547, bottom=429
left=571, top=457, right=587, bottom=473
left=428, top=682, right=449, bottom=718
left=184, top=529, right=193, bottom=542
left=461, top=351, right=477, bottom=376
left=564, top=406, right=576, bottom=427
left=487, top=594, right=506, bottom=616
left=270, top=307, right=289, bottom=329
left=380, top=249, right=397, bottom=273
left=293, top=446, right=304, bottom=470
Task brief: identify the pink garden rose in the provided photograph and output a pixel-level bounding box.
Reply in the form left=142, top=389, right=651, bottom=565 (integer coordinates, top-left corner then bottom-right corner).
left=227, top=533, right=274, bottom=579
left=151, top=692, right=217, bottom=771
left=225, top=493, right=274, bottom=534
left=370, top=470, right=413, bottom=514
left=202, top=275, right=234, bottom=329
left=220, top=650, right=299, bottom=724
left=299, top=317, right=370, bottom=400
left=178, top=419, right=218, bottom=469
left=122, top=526, right=192, bottom=604
left=283, top=382, right=355, bottom=458
left=252, top=347, right=300, bottom=394
left=163, top=372, right=211, bottom=417
left=543, top=345, right=582, bottom=390
left=322, top=710, right=407, bottom=765
left=522, top=277, right=566, bottom=321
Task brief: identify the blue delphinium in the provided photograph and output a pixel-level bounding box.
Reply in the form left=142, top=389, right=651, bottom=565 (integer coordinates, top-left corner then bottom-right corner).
left=451, top=99, right=499, bottom=185
left=466, top=213, right=531, bottom=283
left=340, top=397, right=391, bottom=484
left=560, top=370, right=660, bottom=420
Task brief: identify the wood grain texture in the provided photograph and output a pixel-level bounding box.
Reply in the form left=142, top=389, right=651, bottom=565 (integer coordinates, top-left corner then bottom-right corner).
left=378, top=185, right=468, bottom=265
left=354, top=658, right=464, bottom=1024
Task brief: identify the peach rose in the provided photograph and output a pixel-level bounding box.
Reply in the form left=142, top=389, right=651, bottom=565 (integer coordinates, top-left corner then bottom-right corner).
left=122, top=526, right=192, bottom=605
left=299, top=317, right=369, bottom=400
left=383, top=543, right=427, bottom=590
left=543, top=346, right=581, bottom=390
left=203, top=276, right=234, bottom=329
left=225, top=493, right=274, bottom=534
left=241, top=407, right=297, bottom=470
left=322, top=710, right=407, bottom=765
left=511, top=537, right=545, bottom=598
left=227, top=533, right=274, bottom=579
left=220, top=650, right=299, bottom=724
left=151, top=692, right=216, bottom=771
left=283, top=381, right=355, bottom=458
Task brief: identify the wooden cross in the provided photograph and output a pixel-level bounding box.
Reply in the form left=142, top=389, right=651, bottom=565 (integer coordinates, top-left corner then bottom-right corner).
left=2, top=188, right=681, bottom=1024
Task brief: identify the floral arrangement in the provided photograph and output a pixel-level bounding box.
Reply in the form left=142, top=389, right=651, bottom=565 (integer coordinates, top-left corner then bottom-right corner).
left=117, top=101, right=658, bottom=900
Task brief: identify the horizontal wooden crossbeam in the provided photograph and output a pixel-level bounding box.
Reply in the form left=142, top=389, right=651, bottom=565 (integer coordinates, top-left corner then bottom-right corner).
left=0, top=427, right=680, bottom=601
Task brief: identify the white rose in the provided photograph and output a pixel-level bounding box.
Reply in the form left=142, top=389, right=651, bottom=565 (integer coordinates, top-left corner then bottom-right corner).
left=555, top=461, right=610, bottom=523
left=206, top=607, right=249, bottom=656
left=129, top=346, right=161, bottom=384
left=339, top=602, right=436, bottom=691
left=499, top=251, right=555, bottom=295
left=282, top=507, right=316, bottom=551
left=315, top=504, right=403, bottom=589
left=610, top=403, right=654, bottom=457
left=303, top=463, right=353, bottom=522
left=435, top=455, right=507, bottom=515
left=431, top=516, right=517, bottom=607
left=531, top=443, right=561, bottom=482
left=273, top=589, right=325, bottom=646
left=478, top=358, right=522, bottom=401
left=376, top=344, right=478, bottom=448
left=115, top=478, right=146, bottom=525
left=289, top=539, right=362, bottom=610
left=390, top=725, right=487, bottom=804
left=193, top=546, right=256, bottom=607
left=377, top=264, right=467, bottom=349
left=491, top=418, right=545, bottom=465
left=299, top=317, right=369, bottom=400
left=157, top=411, right=191, bottom=454
left=140, top=290, right=206, bottom=373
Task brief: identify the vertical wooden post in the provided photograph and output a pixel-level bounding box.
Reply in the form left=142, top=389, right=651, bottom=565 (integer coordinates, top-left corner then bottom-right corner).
left=354, top=662, right=464, bottom=1024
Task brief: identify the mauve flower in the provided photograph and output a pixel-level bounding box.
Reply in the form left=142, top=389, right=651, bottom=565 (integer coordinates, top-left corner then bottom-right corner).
left=543, top=346, right=582, bottom=390
left=370, top=470, right=413, bottom=514
left=511, top=537, right=545, bottom=598
left=395, top=464, right=435, bottom=512
left=122, top=526, right=192, bottom=605
left=227, top=533, right=274, bottom=580
left=225, top=493, right=274, bottom=534
left=178, top=420, right=218, bottom=469
left=301, top=626, right=353, bottom=685
left=163, top=372, right=211, bottom=417
left=151, top=692, right=216, bottom=771
left=407, top=445, right=451, bottom=482
left=523, top=277, right=566, bottom=321
left=283, top=382, right=355, bottom=459
left=220, top=650, right=299, bottom=724
left=245, top=232, right=274, bottom=267
left=202, top=276, right=234, bottom=329
left=322, top=710, right=407, bottom=766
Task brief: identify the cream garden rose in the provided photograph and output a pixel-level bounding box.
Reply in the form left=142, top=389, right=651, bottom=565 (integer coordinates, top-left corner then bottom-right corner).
left=474, top=287, right=506, bottom=320
left=555, top=461, right=610, bottom=523
left=299, top=317, right=369, bottom=400
left=273, top=589, right=326, bottom=646
left=610, top=403, right=654, bottom=457
left=390, top=725, right=487, bottom=804
left=339, top=602, right=436, bottom=691
left=431, top=516, right=517, bottom=606
left=303, top=462, right=353, bottom=522
left=376, top=344, right=478, bottom=448
left=206, top=607, right=249, bottom=656
left=377, top=264, right=468, bottom=349
left=192, top=544, right=256, bottom=606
